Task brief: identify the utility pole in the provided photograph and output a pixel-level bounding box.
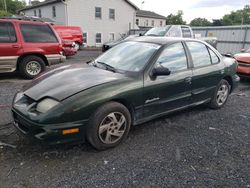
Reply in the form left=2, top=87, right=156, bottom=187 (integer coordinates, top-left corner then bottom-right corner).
left=3, top=0, right=7, bottom=12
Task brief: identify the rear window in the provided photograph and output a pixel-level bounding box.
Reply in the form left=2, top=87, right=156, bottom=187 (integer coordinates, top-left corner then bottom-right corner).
left=0, top=22, right=17, bottom=43
left=20, top=24, right=58, bottom=43
left=181, top=27, right=192, bottom=38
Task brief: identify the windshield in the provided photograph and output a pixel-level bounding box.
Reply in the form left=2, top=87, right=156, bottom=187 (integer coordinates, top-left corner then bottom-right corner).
left=144, top=26, right=171, bottom=36
left=95, top=41, right=160, bottom=72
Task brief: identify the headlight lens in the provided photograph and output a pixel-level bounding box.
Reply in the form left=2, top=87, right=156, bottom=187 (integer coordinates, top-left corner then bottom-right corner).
left=14, top=92, right=24, bottom=103
left=36, top=98, right=59, bottom=113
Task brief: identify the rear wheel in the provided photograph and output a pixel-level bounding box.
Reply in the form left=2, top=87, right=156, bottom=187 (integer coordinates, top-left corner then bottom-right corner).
left=86, top=102, right=131, bottom=150
left=19, top=56, right=46, bottom=79
left=209, top=79, right=230, bottom=109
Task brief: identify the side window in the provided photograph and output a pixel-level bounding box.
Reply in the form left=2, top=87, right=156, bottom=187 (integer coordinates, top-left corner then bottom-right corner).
left=166, top=26, right=182, bottom=37
left=156, top=42, right=188, bottom=72
left=0, top=22, right=16, bottom=43
left=208, top=48, right=220, bottom=64
left=95, top=7, right=102, bottom=19
left=83, top=32, right=87, bottom=44
left=186, top=42, right=211, bottom=67
left=181, top=27, right=192, bottom=38
left=20, top=24, right=58, bottom=43
left=96, top=33, right=102, bottom=43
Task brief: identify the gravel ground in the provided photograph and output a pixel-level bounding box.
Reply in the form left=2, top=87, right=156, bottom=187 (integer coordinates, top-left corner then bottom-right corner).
left=0, top=50, right=250, bottom=187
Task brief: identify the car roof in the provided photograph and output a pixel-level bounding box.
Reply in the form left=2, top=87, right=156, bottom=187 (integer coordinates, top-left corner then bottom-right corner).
left=129, top=36, right=204, bottom=45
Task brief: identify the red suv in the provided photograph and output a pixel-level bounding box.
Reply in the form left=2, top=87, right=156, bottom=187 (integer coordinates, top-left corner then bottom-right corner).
left=0, top=19, right=66, bottom=79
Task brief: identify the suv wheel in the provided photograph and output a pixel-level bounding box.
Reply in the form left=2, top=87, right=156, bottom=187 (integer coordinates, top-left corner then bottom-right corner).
left=19, top=56, right=46, bottom=79
left=86, top=102, right=131, bottom=150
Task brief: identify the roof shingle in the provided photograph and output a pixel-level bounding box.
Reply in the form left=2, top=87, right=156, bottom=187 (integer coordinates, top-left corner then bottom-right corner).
left=136, top=10, right=166, bottom=19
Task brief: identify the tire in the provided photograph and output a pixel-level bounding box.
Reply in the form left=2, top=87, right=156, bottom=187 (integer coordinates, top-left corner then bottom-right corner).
left=86, top=102, right=131, bottom=150
left=209, top=79, right=231, bottom=109
left=19, top=55, right=46, bottom=79
left=74, top=42, right=81, bottom=51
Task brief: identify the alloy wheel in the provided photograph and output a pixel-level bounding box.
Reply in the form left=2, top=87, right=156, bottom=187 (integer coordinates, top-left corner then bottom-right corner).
left=26, top=61, right=42, bottom=76
left=216, top=84, right=229, bottom=106
left=98, top=112, right=127, bottom=144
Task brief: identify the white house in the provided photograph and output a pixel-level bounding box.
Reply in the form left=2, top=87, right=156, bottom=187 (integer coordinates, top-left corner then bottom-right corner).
left=20, top=0, right=138, bottom=47
left=136, top=10, right=166, bottom=29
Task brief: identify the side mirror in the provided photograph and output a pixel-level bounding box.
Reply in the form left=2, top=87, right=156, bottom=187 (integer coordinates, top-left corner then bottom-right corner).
left=151, top=66, right=171, bottom=78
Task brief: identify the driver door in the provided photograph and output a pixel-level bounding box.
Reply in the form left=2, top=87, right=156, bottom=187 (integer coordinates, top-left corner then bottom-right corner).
left=143, top=42, right=193, bottom=118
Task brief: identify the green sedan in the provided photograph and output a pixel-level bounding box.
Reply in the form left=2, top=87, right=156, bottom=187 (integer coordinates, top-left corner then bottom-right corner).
left=12, top=37, right=239, bottom=150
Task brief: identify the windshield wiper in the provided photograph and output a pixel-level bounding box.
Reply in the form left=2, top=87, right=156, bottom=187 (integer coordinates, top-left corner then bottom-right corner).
left=96, top=61, right=116, bottom=73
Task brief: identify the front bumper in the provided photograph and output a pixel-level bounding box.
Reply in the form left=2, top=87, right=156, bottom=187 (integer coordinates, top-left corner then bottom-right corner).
left=12, top=109, right=88, bottom=144
left=237, top=63, right=250, bottom=76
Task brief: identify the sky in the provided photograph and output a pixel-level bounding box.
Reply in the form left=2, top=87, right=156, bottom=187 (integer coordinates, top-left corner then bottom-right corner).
left=130, top=0, right=249, bottom=23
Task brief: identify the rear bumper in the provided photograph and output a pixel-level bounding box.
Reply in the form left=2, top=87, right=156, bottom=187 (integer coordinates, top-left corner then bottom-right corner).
left=12, top=109, right=88, bottom=145
left=46, top=54, right=66, bottom=66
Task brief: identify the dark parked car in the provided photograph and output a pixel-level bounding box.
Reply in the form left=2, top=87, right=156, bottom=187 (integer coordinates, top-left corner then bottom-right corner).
left=12, top=37, right=239, bottom=150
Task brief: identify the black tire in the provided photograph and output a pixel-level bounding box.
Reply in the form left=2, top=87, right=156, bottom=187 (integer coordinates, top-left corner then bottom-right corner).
left=86, top=102, right=131, bottom=150
left=209, top=79, right=231, bottom=109
left=19, top=55, right=46, bottom=79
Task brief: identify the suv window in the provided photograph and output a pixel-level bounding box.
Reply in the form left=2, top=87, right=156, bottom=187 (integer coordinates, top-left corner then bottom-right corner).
left=208, top=48, right=220, bottom=64
left=20, top=24, right=58, bottom=43
left=181, top=27, right=192, bottom=38
left=156, top=42, right=188, bottom=72
left=186, top=42, right=211, bottom=67
left=0, top=22, right=16, bottom=43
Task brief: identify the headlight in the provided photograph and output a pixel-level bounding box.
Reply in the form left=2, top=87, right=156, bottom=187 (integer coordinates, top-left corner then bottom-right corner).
left=72, top=42, right=76, bottom=47
left=14, top=92, right=24, bottom=103
left=36, top=98, right=59, bottom=113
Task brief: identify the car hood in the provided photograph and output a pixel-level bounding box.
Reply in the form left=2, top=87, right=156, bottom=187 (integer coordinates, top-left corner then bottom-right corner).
left=234, top=53, right=250, bottom=63
left=23, top=63, right=126, bottom=101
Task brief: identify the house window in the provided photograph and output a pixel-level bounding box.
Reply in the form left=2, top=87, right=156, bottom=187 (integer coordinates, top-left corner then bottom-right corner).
left=109, top=9, right=115, bottom=20
left=151, top=20, right=154, bottom=26
left=34, top=10, right=37, bottom=16
left=95, top=7, right=102, bottom=19
left=136, top=19, right=139, bottom=25
left=52, top=6, right=56, bottom=17
left=145, top=20, right=148, bottom=26
left=38, top=9, right=42, bottom=17
left=96, top=33, right=102, bottom=43
left=160, top=21, right=163, bottom=26
left=83, top=32, right=87, bottom=44
left=109, top=33, right=115, bottom=41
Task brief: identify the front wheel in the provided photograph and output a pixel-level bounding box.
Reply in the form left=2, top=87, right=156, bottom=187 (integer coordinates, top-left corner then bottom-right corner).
left=86, top=102, right=131, bottom=150
left=209, top=79, right=231, bottom=109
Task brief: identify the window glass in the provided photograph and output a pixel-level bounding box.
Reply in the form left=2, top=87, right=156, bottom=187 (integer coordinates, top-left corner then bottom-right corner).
left=109, top=33, right=115, bottom=41
left=52, top=6, right=56, bottom=17
left=145, top=20, right=148, bottom=26
left=166, top=26, right=182, bottom=37
left=208, top=48, right=220, bottom=64
left=136, top=19, right=139, bottom=25
left=187, top=42, right=211, bottom=67
left=20, top=24, right=58, bottom=43
left=0, top=22, right=16, bottom=43
left=151, top=20, right=154, bottom=26
left=96, top=33, right=102, bottom=43
left=96, top=41, right=160, bottom=72
left=38, top=9, right=42, bottom=17
left=156, top=43, right=188, bottom=72
left=83, top=32, right=87, bottom=43
left=95, top=7, right=102, bottom=18
left=181, top=27, right=192, bottom=38
left=160, top=21, right=163, bottom=26
left=34, top=10, right=37, bottom=16
left=109, top=9, right=115, bottom=19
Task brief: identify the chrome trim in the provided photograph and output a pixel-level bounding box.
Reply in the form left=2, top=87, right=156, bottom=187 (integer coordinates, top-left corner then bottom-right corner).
left=238, top=62, right=250, bottom=67
left=45, top=54, right=66, bottom=65
left=0, top=56, right=18, bottom=73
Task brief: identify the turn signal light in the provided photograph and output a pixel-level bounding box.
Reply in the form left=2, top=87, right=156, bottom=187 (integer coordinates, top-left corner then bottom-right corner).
left=62, top=128, right=79, bottom=135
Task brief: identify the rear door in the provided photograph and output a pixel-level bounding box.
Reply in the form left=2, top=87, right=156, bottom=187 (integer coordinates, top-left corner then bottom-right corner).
left=19, top=23, right=61, bottom=55
left=143, top=42, right=192, bottom=118
left=0, top=21, right=21, bottom=72
left=185, top=41, right=223, bottom=103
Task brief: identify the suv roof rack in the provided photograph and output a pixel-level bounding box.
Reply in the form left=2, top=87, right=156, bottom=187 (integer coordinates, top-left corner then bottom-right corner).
left=0, top=16, right=44, bottom=22
left=0, top=16, right=55, bottom=23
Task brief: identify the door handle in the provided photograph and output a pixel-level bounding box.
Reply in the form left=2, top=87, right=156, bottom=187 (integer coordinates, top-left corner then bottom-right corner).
left=185, top=77, right=192, bottom=84
left=12, top=45, right=20, bottom=48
